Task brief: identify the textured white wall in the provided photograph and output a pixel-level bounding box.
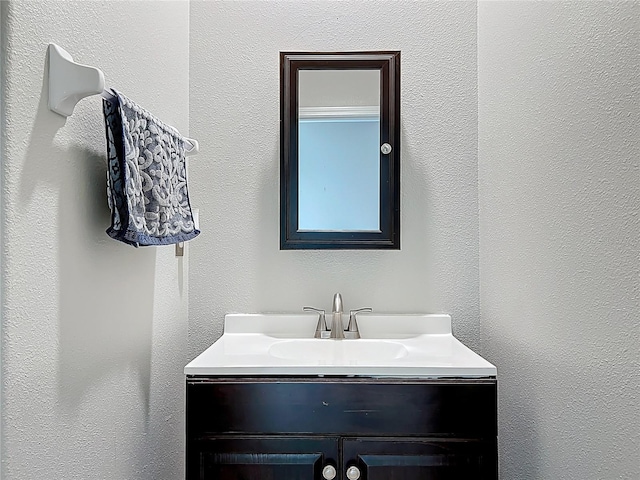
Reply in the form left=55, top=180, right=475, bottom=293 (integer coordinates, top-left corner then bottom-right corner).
left=0, top=3, right=5, bottom=469
left=479, top=2, right=640, bottom=478
left=1, top=1, right=190, bottom=479
left=299, top=70, right=379, bottom=107
left=187, top=0, right=479, bottom=358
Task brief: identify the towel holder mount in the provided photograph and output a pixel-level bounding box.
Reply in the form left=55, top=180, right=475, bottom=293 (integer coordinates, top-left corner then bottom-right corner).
left=47, top=43, right=199, bottom=155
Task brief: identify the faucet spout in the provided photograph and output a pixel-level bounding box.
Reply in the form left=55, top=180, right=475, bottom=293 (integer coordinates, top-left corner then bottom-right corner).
left=330, top=293, right=345, bottom=339
left=332, top=293, right=343, bottom=314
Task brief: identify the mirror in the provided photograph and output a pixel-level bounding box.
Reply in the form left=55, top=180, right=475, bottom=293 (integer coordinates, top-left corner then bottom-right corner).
left=298, top=69, right=381, bottom=232
left=280, top=52, right=400, bottom=249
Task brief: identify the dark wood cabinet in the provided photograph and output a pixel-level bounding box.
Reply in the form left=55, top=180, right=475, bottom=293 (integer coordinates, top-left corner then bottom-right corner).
left=186, top=377, right=497, bottom=480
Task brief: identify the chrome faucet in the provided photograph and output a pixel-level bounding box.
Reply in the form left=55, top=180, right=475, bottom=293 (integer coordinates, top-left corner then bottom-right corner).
left=330, top=293, right=345, bottom=339
left=303, top=306, right=327, bottom=338
left=345, top=307, right=373, bottom=339
left=304, top=294, right=372, bottom=339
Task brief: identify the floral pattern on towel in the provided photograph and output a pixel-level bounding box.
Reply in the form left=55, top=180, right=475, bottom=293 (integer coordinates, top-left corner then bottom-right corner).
left=103, top=90, right=200, bottom=247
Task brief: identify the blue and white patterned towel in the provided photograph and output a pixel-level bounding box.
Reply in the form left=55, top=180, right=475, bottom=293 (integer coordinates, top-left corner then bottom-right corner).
left=102, top=89, right=200, bottom=247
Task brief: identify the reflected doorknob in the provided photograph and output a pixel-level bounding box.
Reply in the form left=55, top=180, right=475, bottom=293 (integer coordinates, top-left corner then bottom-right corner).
left=346, top=465, right=361, bottom=480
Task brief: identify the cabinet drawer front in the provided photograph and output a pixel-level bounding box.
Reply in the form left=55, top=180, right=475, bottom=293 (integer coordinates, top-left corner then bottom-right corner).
left=187, top=378, right=496, bottom=438
left=188, top=437, right=338, bottom=480
left=342, top=437, right=497, bottom=480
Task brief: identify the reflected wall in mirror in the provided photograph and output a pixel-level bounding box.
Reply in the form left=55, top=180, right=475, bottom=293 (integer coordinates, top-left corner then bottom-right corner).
left=280, top=52, right=400, bottom=249
left=298, top=70, right=381, bottom=232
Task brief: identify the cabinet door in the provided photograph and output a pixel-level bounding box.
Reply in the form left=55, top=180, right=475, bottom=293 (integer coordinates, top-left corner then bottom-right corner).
left=188, top=436, right=339, bottom=480
left=342, top=438, right=497, bottom=480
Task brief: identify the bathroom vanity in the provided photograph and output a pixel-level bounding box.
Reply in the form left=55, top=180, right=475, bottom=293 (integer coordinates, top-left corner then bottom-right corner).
left=185, top=314, right=497, bottom=479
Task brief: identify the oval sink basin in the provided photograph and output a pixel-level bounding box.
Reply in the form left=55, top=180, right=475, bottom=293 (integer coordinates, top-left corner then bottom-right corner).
left=268, top=339, right=408, bottom=363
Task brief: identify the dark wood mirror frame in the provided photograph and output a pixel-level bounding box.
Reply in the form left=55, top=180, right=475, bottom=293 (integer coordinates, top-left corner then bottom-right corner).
left=280, top=51, right=401, bottom=250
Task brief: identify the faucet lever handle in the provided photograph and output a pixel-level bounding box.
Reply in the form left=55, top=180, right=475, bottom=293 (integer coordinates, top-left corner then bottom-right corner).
left=304, top=306, right=325, bottom=314
left=347, top=307, right=372, bottom=335
left=303, top=307, right=327, bottom=338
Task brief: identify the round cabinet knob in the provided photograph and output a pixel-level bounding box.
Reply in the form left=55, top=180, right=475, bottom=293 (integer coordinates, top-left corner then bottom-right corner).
left=346, top=465, right=361, bottom=480
left=322, top=464, right=337, bottom=480
left=380, top=143, right=392, bottom=154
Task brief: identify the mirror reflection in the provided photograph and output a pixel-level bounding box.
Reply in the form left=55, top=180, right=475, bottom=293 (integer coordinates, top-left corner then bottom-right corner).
left=298, top=70, right=381, bottom=231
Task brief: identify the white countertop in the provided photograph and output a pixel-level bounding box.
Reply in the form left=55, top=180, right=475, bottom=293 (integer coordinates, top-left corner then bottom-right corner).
left=184, top=314, right=497, bottom=378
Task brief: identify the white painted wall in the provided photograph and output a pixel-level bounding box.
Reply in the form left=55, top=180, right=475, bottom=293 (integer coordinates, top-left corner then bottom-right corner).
left=1, top=1, right=190, bottom=479
left=299, top=69, right=379, bottom=108
left=479, top=2, right=640, bottom=478
left=0, top=3, right=5, bottom=472
left=188, top=0, right=479, bottom=358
